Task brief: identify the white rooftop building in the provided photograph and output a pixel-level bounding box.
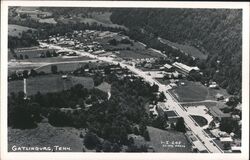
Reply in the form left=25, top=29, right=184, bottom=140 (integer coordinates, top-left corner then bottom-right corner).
left=164, top=63, right=173, bottom=69
left=220, top=137, right=233, bottom=143
left=172, top=62, right=200, bottom=74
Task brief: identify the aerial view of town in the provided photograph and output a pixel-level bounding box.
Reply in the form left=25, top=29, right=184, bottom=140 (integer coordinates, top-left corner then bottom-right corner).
left=7, top=7, right=242, bottom=153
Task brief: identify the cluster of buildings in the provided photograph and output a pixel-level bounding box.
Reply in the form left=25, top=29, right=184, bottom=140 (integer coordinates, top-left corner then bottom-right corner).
left=46, top=30, right=116, bottom=54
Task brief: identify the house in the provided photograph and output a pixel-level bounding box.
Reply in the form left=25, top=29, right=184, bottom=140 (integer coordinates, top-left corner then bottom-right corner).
left=61, top=75, right=68, bottom=79
left=208, top=106, right=231, bottom=120
left=232, top=114, right=240, bottom=121
left=220, top=137, right=233, bottom=143
left=231, top=146, right=241, bottom=153
left=215, top=93, right=224, bottom=100
left=149, top=105, right=158, bottom=117
left=209, top=82, right=219, bottom=89
left=144, top=63, right=152, bottom=68
left=163, top=63, right=174, bottom=72
left=172, top=62, right=200, bottom=75
left=235, top=103, right=242, bottom=111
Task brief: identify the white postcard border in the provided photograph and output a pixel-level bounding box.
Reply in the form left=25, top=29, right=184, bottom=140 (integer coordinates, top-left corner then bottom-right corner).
left=1, top=1, right=249, bottom=160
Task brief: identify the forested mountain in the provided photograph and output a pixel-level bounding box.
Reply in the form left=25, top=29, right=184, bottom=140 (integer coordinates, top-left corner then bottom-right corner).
left=110, top=8, right=242, bottom=96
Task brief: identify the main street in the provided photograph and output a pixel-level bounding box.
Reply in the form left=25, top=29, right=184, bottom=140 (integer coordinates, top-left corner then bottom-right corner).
left=43, top=42, right=223, bottom=153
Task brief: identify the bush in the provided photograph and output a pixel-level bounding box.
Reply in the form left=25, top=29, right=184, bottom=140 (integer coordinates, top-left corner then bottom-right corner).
left=175, top=117, right=186, bottom=133
left=51, top=65, right=58, bottom=74
left=48, top=110, right=73, bottom=127
left=8, top=102, right=42, bottom=129
left=84, top=132, right=101, bottom=150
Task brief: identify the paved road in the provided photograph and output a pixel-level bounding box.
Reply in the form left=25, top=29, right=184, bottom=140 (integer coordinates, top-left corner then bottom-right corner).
left=42, top=42, right=223, bottom=153
left=179, top=100, right=218, bottom=105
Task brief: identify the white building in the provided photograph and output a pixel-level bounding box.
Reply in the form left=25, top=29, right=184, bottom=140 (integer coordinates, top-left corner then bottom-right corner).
left=172, top=62, right=200, bottom=75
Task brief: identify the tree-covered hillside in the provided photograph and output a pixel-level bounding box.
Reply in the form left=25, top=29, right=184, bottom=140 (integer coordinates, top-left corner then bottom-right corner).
left=110, top=8, right=242, bottom=96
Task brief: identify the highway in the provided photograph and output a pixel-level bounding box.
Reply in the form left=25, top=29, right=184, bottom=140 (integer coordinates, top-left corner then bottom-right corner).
left=42, top=42, right=223, bottom=153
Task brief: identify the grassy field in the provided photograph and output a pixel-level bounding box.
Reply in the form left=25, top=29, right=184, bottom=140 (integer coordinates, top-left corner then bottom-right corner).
left=8, top=24, right=36, bottom=38
left=118, top=50, right=163, bottom=59
left=57, top=14, right=126, bottom=30
left=206, top=87, right=230, bottom=101
left=170, top=80, right=208, bottom=102
left=38, top=18, right=57, bottom=24
left=191, top=115, right=208, bottom=127
left=14, top=48, right=57, bottom=59
left=147, top=126, right=192, bottom=152
left=8, top=75, right=94, bottom=96
left=100, top=36, right=146, bottom=51
left=159, top=38, right=207, bottom=60
left=35, top=62, right=88, bottom=73
left=8, top=121, right=84, bottom=152
left=170, top=79, right=231, bottom=104
left=23, top=56, right=93, bottom=63
left=98, top=34, right=163, bottom=59
left=8, top=59, right=94, bottom=75
left=91, top=12, right=113, bottom=24
left=36, top=61, right=109, bottom=74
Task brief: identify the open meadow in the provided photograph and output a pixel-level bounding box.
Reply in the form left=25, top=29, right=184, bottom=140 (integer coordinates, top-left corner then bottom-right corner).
left=8, top=24, right=36, bottom=38
left=8, top=121, right=84, bottom=152
left=8, top=75, right=94, bottom=96
left=170, top=80, right=208, bottom=102
left=159, top=38, right=207, bottom=60
left=147, top=126, right=192, bottom=152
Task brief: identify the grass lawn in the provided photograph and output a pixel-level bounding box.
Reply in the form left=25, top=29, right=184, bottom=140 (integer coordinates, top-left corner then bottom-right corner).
left=26, top=56, right=93, bottom=63
left=8, top=75, right=94, bottom=96
left=191, top=115, right=208, bottom=127
left=159, top=38, right=207, bottom=60
left=147, top=126, right=192, bottom=152
left=206, top=87, right=230, bottom=101
left=8, top=121, right=84, bottom=152
left=38, top=18, right=57, bottom=24
left=57, top=15, right=126, bottom=30
left=8, top=24, right=36, bottom=38
left=171, top=80, right=208, bottom=102
left=91, top=12, right=113, bottom=24
left=98, top=35, right=163, bottom=59
left=14, top=48, right=57, bottom=59
left=35, top=61, right=91, bottom=73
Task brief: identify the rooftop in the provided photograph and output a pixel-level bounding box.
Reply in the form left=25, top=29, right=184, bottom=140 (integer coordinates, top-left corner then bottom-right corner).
left=209, top=106, right=231, bottom=118
left=220, top=137, right=233, bottom=142
left=192, top=140, right=207, bottom=151
left=164, top=63, right=172, bottom=69
left=172, top=62, right=200, bottom=73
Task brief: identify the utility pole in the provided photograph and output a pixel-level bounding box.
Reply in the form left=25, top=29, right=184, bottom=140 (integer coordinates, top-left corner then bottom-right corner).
left=24, top=78, right=27, bottom=99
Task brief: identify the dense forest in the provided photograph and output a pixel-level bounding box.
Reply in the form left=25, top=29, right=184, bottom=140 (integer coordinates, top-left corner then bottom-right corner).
left=110, top=8, right=242, bottom=96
